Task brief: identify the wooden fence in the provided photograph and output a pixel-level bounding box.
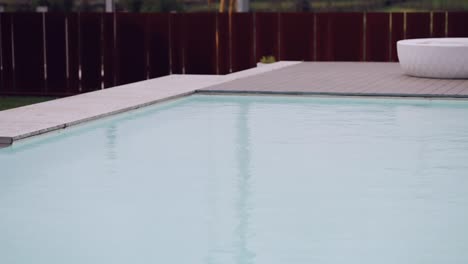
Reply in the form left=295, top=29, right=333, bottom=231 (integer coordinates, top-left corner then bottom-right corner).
left=0, top=12, right=467, bottom=96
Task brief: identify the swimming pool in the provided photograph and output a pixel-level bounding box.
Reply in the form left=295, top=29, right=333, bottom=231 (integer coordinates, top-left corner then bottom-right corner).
left=1, top=94, right=468, bottom=264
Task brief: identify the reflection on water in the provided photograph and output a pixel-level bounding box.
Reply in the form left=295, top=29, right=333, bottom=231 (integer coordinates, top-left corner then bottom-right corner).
left=106, top=124, right=118, bottom=175
left=235, top=101, right=255, bottom=264
left=204, top=108, right=218, bottom=264
left=106, top=125, right=118, bottom=161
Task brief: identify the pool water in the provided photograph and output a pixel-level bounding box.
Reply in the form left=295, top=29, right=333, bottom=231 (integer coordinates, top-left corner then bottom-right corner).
left=1, top=95, right=468, bottom=264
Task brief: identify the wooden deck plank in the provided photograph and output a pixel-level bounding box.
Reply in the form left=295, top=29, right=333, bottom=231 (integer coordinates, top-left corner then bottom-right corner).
left=457, top=86, right=468, bottom=95
left=446, top=82, right=468, bottom=95
left=202, top=62, right=468, bottom=98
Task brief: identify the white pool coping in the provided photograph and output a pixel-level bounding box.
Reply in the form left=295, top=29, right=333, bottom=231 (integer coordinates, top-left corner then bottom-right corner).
left=0, top=61, right=300, bottom=146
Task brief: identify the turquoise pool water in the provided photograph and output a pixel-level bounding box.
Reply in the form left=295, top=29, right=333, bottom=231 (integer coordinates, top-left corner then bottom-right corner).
left=1, top=95, right=468, bottom=264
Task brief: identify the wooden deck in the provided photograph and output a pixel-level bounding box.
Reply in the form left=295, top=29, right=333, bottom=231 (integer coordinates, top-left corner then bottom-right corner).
left=200, top=62, right=468, bottom=98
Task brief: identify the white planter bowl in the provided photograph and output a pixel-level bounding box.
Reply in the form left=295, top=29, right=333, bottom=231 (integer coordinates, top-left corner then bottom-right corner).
left=397, top=38, right=468, bottom=79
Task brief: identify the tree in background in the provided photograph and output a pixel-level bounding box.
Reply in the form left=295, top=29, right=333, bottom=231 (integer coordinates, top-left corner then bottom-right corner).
left=31, top=0, right=74, bottom=11
left=61, top=0, right=74, bottom=11
left=296, top=0, right=310, bottom=11
left=80, top=0, right=94, bottom=11
left=119, top=0, right=183, bottom=12
left=121, top=0, right=144, bottom=11
left=146, top=0, right=184, bottom=12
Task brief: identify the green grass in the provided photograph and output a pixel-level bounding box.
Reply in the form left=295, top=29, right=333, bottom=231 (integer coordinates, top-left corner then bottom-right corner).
left=0, top=97, right=55, bottom=111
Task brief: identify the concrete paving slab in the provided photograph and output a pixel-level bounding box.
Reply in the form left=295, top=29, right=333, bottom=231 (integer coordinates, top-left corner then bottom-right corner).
left=0, top=62, right=299, bottom=145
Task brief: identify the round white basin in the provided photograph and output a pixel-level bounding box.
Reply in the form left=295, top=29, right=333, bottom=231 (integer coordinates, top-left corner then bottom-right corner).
left=397, top=38, right=468, bottom=79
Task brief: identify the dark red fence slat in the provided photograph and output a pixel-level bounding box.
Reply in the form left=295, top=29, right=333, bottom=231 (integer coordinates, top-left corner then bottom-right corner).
left=231, top=13, right=254, bottom=72
left=2, top=11, right=467, bottom=96
left=317, top=13, right=363, bottom=61
left=366, top=13, right=390, bottom=62
left=279, top=13, right=314, bottom=61
left=103, top=13, right=115, bottom=88
left=170, top=13, right=184, bottom=74
left=390, top=12, right=404, bottom=62
left=255, top=12, right=279, bottom=62
left=217, top=13, right=230, bottom=74
left=432, top=12, right=446, bottom=38
left=147, top=13, right=170, bottom=78
left=184, top=13, right=217, bottom=74
left=66, top=13, right=80, bottom=94
left=448, top=12, right=468, bottom=37
left=315, top=12, right=330, bottom=61
left=80, top=13, right=102, bottom=92
left=13, top=13, right=44, bottom=95
left=406, top=12, right=430, bottom=39
left=45, top=13, right=67, bottom=95
left=116, top=13, right=146, bottom=86
left=0, top=13, right=14, bottom=95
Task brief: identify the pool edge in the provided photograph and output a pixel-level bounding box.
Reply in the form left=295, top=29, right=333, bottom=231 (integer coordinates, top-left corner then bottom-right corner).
left=3, top=61, right=467, bottom=147
left=0, top=62, right=301, bottom=147
left=196, top=90, right=468, bottom=100
left=0, top=91, right=195, bottom=147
